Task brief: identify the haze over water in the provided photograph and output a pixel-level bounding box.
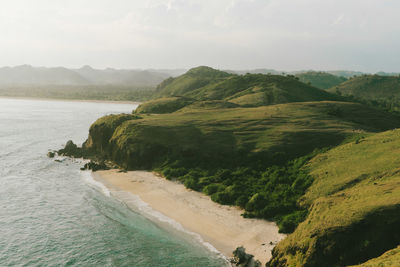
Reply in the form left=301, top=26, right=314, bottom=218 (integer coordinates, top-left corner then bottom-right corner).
left=0, top=98, right=226, bottom=266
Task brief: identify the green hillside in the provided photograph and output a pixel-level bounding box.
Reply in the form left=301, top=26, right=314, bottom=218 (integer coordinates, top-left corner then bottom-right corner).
left=331, top=75, right=400, bottom=100
left=330, top=75, right=400, bottom=112
left=80, top=101, right=400, bottom=235
left=267, top=129, right=400, bottom=266
left=135, top=96, right=195, bottom=114
left=152, top=66, right=339, bottom=108
left=352, top=246, right=400, bottom=267
left=155, top=66, right=232, bottom=97
left=296, top=71, right=347, bottom=89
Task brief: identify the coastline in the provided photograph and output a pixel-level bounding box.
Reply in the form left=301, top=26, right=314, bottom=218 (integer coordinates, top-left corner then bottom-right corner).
left=0, top=96, right=141, bottom=105
left=92, top=170, right=285, bottom=265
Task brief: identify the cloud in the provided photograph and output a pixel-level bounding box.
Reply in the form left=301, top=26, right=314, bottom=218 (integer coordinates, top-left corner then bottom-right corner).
left=333, top=14, right=345, bottom=25
left=0, top=0, right=398, bottom=71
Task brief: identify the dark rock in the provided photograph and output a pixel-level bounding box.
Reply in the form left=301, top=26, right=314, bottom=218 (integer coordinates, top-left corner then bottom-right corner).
left=230, top=246, right=262, bottom=267
left=81, top=160, right=110, bottom=172
left=47, top=151, right=55, bottom=158
left=57, top=140, right=84, bottom=158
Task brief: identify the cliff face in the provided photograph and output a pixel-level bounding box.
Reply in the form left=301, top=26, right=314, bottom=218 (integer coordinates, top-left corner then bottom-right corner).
left=83, top=114, right=138, bottom=157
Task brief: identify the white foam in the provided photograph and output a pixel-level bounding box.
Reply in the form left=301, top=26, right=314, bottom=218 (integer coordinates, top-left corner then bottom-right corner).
left=114, top=190, right=226, bottom=258
left=90, top=177, right=229, bottom=264
left=81, top=171, right=111, bottom=197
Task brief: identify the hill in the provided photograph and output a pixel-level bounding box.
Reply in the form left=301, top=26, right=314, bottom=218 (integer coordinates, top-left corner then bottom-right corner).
left=0, top=65, right=172, bottom=101
left=0, top=65, right=170, bottom=87
left=331, top=74, right=400, bottom=100
left=74, top=65, right=169, bottom=86
left=327, top=70, right=365, bottom=78
left=0, top=65, right=89, bottom=85
left=77, top=101, right=400, bottom=236
left=151, top=66, right=339, bottom=109
left=154, top=66, right=233, bottom=97
left=267, top=129, right=400, bottom=266
left=296, top=71, right=347, bottom=89
left=330, top=75, right=400, bottom=112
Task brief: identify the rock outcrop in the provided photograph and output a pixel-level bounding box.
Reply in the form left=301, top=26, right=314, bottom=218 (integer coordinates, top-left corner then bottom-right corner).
left=230, top=246, right=261, bottom=267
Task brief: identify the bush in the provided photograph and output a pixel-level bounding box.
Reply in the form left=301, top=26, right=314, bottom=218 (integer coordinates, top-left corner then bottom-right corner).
left=277, top=210, right=308, bottom=233
left=158, top=150, right=320, bottom=233
left=203, top=183, right=225, bottom=195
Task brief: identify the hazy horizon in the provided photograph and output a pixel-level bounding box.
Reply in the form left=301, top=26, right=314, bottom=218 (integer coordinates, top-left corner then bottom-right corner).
left=1, top=0, right=399, bottom=72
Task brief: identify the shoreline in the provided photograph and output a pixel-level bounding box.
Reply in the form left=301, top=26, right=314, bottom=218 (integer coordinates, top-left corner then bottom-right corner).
left=92, top=170, right=285, bottom=265
left=0, top=96, right=141, bottom=105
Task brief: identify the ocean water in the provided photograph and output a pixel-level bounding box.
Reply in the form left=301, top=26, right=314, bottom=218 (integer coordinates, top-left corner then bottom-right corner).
left=0, top=98, right=227, bottom=267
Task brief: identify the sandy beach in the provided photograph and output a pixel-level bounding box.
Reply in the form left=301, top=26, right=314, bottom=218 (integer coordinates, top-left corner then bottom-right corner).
left=93, top=170, right=285, bottom=265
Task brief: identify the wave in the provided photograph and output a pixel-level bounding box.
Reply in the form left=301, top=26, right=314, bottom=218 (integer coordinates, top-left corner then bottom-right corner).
left=85, top=172, right=229, bottom=264
left=81, top=171, right=111, bottom=197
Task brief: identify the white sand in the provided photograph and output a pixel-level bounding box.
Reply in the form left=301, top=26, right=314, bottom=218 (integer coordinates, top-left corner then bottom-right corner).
left=93, top=170, right=285, bottom=265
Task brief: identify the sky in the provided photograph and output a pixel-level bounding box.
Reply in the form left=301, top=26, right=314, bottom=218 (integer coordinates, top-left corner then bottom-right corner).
left=0, top=0, right=399, bottom=72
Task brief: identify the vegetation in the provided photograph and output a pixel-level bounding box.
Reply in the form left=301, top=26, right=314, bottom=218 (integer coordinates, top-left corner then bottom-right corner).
left=81, top=100, right=400, bottom=235
left=0, top=85, right=155, bottom=102
left=296, top=71, right=347, bottom=89
left=267, top=129, right=400, bottom=266
left=351, top=246, right=400, bottom=267
left=326, top=70, right=365, bottom=78
left=330, top=75, right=400, bottom=112
left=135, top=96, right=194, bottom=114
left=154, top=66, right=340, bottom=108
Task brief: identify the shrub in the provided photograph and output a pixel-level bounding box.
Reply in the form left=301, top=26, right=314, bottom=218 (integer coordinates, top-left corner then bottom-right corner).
left=203, top=183, right=225, bottom=195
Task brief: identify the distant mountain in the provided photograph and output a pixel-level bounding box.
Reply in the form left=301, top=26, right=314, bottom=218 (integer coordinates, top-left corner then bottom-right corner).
left=227, top=69, right=368, bottom=79
left=0, top=65, right=89, bottom=86
left=74, top=66, right=170, bottom=86
left=375, top=71, right=400, bottom=76
left=296, top=71, right=347, bottom=90
left=326, top=70, right=365, bottom=78
left=146, top=68, right=187, bottom=77
left=225, top=69, right=282, bottom=75
left=0, top=65, right=171, bottom=87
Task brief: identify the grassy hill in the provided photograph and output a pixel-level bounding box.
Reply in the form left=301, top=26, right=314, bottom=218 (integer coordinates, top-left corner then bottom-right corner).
left=331, top=75, right=400, bottom=100
left=80, top=101, right=400, bottom=235
left=155, top=66, right=232, bottom=97
left=330, top=75, right=400, bottom=112
left=327, top=70, right=365, bottom=78
left=151, top=66, right=340, bottom=110
left=267, top=129, right=400, bottom=266
left=296, top=71, right=347, bottom=90
left=352, top=246, right=400, bottom=266
left=135, top=96, right=195, bottom=114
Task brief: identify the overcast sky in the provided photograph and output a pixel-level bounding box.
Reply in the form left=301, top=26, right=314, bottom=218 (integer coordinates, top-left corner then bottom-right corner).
left=0, top=0, right=399, bottom=72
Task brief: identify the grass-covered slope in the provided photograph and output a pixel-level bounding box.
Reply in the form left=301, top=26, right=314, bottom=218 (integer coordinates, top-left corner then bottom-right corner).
left=331, top=75, right=400, bottom=100
left=135, top=96, right=194, bottom=114
left=82, top=101, right=400, bottom=234
left=267, top=129, right=400, bottom=267
left=152, top=66, right=340, bottom=108
left=85, top=101, right=400, bottom=171
left=296, top=71, right=347, bottom=90
left=155, top=66, right=232, bottom=97
left=351, top=246, right=400, bottom=267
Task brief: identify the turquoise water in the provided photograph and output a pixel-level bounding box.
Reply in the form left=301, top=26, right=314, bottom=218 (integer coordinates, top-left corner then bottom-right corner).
left=0, top=98, right=227, bottom=267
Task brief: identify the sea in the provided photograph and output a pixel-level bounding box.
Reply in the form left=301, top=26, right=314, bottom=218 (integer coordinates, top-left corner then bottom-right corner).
left=0, top=98, right=228, bottom=267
